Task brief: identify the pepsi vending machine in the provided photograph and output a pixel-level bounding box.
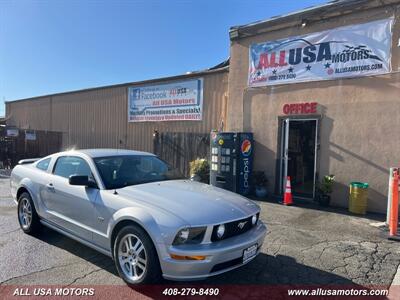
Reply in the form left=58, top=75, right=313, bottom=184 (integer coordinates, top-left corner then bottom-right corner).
left=210, top=131, right=253, bottom=195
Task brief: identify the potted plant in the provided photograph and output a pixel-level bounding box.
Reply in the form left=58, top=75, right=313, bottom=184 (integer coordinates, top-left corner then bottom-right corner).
left=316, top=175, right=335, bottom=206
left=253, top=171, right=268, bottom=198
left=189, top=158, right=210, bottom=183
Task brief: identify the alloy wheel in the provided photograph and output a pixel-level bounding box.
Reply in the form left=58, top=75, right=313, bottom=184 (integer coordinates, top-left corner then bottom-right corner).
left=19, top=198, right=32, bottom=230
left=118, top=233, right=147, bottom=282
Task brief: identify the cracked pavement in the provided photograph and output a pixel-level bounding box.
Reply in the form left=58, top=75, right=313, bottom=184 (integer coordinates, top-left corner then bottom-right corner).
left=0, top=178, right=399, bottom=287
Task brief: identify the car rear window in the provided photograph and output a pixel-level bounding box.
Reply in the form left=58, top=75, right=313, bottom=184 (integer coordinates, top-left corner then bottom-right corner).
left=36, top=158, right=51, bottom=171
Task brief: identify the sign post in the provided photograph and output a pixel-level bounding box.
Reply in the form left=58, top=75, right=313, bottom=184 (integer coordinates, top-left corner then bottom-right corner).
left=387, top=168, right=395, bottom=224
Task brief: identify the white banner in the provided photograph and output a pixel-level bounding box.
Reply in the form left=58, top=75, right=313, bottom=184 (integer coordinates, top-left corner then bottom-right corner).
left=128, top=78, right=203, bottom=122
left=248, top=18, right=393, bottom=87
left=6, top=128, right=19, bottom=137
left=25, top=130, right=36, bottom=141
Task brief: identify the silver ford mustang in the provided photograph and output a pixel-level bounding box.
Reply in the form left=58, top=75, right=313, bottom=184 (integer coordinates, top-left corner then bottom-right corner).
left=10, top=149, right=266, bottom=284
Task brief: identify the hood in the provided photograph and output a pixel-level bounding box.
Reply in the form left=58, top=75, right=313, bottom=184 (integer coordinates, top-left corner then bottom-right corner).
left=116, top=180, right=260, bottom=225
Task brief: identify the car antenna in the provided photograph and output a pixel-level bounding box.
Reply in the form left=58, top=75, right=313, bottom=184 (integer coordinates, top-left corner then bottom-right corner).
left=113, top=189, right=118, bottom=195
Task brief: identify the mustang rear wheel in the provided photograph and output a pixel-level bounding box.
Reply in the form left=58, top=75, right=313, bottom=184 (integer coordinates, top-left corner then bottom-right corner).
left=18, top=192, right=41, bottom=234
left=113, top=225, right=162, bottom=285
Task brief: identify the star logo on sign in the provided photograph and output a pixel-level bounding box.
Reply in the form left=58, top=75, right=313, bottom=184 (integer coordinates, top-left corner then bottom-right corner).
left=324, top=63, right=331, bottom=68
left=306, top=65, right=312, bottom=71
left=272, top=69, right=277, bottom=75
left=288, top=67, right=294, bottom=73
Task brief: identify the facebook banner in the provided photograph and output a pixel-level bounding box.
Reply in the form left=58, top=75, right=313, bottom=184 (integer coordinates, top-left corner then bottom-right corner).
left=128, top=78, right=203, bottom=122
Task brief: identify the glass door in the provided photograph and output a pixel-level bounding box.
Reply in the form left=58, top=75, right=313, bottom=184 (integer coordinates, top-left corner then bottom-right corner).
left=281, top=119, right=318, bottom=199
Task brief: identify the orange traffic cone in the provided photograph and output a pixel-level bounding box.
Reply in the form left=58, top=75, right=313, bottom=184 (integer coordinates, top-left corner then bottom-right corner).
left=283, top=176, right=293, bottom=206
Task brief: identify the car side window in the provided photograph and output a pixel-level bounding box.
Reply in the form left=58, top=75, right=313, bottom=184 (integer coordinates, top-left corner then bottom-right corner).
left=53, top=156, right=92, bottom=179
left=36, top=158, right=51, bottom=171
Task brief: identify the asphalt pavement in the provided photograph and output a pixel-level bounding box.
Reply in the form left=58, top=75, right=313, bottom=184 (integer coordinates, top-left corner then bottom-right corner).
left=1, top=178, right=399, bottom=288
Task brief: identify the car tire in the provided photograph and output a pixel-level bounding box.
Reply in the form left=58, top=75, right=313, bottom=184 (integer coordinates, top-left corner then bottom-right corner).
left=17, top=192, right=41, bottom=234
left=113, top=224, right=162, bottom=285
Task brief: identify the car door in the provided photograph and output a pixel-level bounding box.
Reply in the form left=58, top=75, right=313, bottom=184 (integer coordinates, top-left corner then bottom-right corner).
left=43, top=155, right=99, bottom=242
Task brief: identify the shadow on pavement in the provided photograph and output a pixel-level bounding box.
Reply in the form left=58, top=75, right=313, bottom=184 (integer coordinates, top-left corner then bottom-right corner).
left=35, top=227, right=359, bottom=285
left=33, top=227, right=389, bottom=299
left=34, top=227, right=118, bottom=277
left=255, top=196, right=386, bottom=222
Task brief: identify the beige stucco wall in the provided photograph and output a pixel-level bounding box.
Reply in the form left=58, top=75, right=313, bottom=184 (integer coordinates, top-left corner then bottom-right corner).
left=227, top=4, right=400, bottom=213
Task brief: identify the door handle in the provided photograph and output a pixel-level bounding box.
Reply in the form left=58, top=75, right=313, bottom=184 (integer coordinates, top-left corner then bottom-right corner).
left=46, top=183, right=55, bottom=191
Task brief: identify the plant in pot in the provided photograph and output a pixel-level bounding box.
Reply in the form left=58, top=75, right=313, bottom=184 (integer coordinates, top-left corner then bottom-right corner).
left=316, top=175, right=335, bottom=206
left=253, top=171, right=268, bottom=198
left=189, top=158, right=210, bottom=184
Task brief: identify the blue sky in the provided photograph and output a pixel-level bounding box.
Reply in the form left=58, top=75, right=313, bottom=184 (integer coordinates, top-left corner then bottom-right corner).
left=0, top=0, right=328, bottom=117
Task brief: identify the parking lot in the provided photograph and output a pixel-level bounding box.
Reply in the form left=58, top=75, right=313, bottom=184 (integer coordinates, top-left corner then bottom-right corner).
left=0, top=177, right=399, bottom=290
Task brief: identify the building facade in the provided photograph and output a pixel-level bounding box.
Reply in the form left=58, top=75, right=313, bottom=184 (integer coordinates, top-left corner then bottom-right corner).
left=227, top=0, right=400, bottom=213
left=5, top=0, right=400, bottom=213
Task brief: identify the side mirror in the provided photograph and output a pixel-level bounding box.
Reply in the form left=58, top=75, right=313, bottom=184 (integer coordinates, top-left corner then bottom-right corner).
left=69, top=175, right=98, bottom=188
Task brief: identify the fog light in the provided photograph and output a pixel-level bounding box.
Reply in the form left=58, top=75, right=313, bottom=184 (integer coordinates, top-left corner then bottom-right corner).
left=217, top=224, right=225, bottom=238
left=252, top=214, right=257, bottom=225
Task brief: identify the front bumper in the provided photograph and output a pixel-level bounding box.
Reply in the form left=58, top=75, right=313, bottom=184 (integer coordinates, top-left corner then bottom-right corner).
left=159, top=221, right=267, bottom=281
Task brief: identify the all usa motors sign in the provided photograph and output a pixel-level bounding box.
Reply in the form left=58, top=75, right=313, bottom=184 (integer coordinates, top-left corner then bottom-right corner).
left=248, top=18, right=393, bottom=87
left=128, top=78, right=203, bottom=122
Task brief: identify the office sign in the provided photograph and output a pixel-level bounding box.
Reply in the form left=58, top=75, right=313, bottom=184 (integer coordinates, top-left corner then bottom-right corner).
left=283, top=102, right=318, bottom=115
left=248, top=18, right=393, bottom=87
left=128, top=78, right=203, bottom=122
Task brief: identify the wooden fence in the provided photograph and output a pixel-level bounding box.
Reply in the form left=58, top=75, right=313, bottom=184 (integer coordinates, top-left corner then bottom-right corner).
left=154, top=132, right=210, bottom=177
left=0, top=127, right=209, bottom=177
left=0, top=128, right=62, bottom=168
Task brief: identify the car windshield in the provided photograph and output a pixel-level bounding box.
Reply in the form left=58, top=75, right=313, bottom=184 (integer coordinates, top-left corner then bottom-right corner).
left=93, top=155, right=184, bottom=189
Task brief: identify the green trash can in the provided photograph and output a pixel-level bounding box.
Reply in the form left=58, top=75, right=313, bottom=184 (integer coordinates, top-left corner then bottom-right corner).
left=349, top=182, right=369, bottom=214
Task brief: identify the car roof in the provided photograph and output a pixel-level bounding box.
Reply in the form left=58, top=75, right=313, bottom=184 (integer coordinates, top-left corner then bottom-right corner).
left=57, top=148, right=155, bottom=158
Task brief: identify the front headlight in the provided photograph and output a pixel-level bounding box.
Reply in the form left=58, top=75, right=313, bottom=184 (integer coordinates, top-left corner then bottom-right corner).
left=172, top=227, right=207, bottom=245
left=216, top=224, right=225, bottom=239
left=175, top=228, right=190, bottom=244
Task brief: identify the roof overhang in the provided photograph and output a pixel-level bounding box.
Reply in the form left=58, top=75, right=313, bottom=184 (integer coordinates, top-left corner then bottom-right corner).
left=229, top=0, right=400, bottom=40
left=6, top=64, right=229, bottom=104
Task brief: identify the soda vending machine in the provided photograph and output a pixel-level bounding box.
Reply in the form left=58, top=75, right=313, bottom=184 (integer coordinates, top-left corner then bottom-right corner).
left=210, top=131, right=254, bottom=195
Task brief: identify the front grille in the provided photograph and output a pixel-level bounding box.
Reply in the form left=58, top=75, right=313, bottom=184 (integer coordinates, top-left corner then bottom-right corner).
left=210, top=213, right=259, bottom=242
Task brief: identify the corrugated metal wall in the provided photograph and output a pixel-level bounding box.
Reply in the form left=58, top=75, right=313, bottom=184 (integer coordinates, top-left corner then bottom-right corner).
left=5, top=69, right=228, bottom=153
left=6, top=97, right=52, bottom=130
left=51, top=86, right=127, bottom=149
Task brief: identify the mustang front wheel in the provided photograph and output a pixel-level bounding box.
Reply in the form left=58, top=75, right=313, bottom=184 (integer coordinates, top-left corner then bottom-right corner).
left=114, top=225, right=161, bottom=284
